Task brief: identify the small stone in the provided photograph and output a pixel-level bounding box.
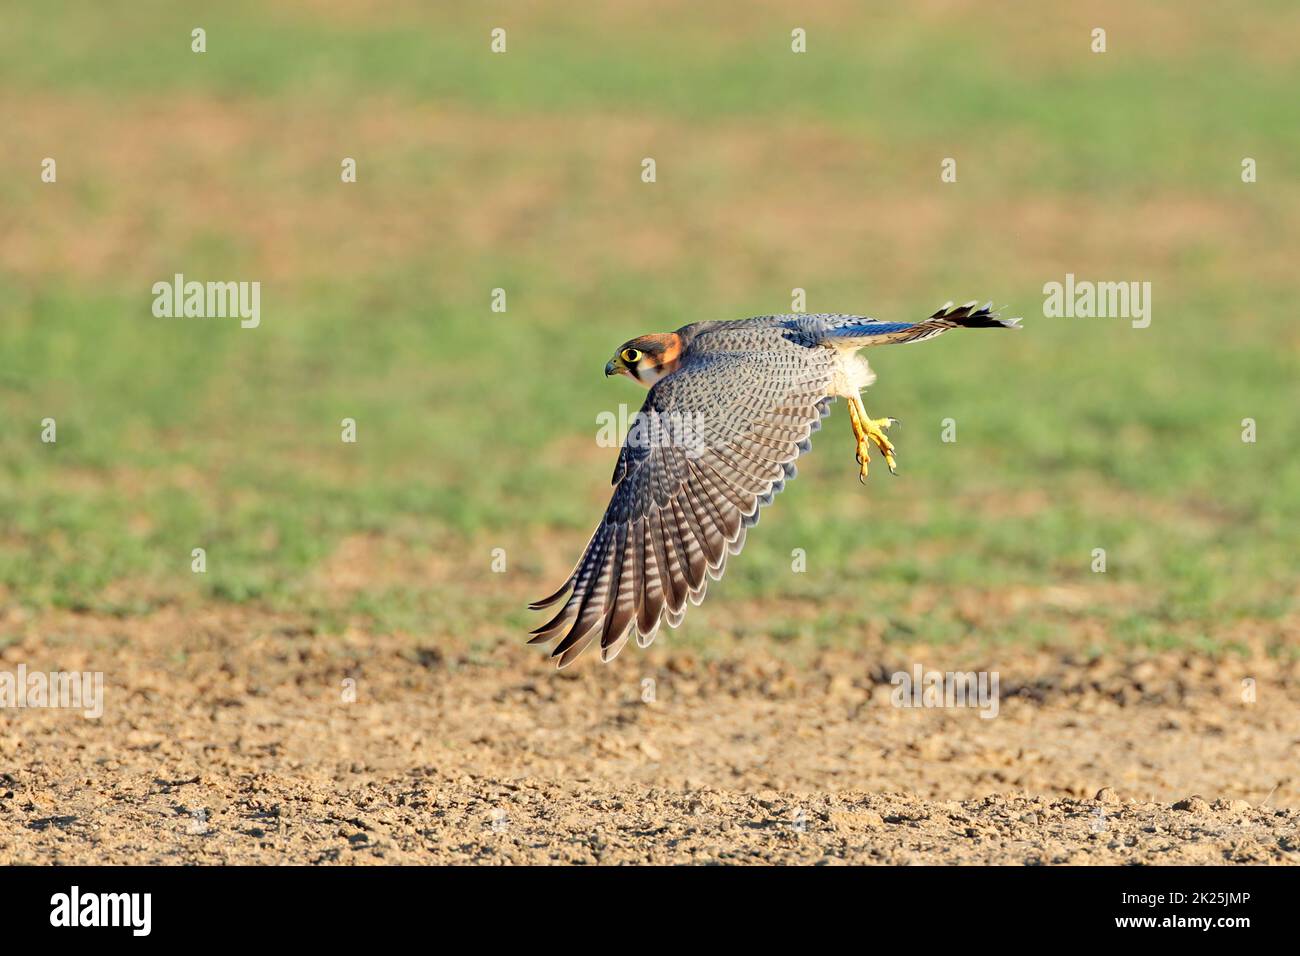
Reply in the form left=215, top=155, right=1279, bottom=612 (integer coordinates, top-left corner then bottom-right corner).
left=1172, top=795, right=1211, bottom=814
left=1095, top=787, right=1121, bottom=804
left=827, top=810, right=884, bottom=832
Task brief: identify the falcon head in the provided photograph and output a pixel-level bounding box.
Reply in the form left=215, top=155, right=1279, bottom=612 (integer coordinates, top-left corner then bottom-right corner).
left=605, top=332, right=684, bottom=387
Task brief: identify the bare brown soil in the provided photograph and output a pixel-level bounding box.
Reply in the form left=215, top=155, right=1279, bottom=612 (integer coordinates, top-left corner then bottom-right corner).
left=2, top=604, right=1297, bottom=864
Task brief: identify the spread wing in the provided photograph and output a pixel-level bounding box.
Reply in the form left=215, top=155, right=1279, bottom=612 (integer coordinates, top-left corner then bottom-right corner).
left=528, top=344, right=835, bottom=667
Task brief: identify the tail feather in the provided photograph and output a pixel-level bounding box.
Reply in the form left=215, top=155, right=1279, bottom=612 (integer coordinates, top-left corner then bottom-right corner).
left=823, top=300, right=1020, bottom=347
left=928, top=300, right=1020, bottom=330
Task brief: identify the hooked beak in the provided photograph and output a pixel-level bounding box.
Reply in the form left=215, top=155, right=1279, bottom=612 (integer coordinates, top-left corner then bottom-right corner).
left=605, top=358, right=620, bottom=377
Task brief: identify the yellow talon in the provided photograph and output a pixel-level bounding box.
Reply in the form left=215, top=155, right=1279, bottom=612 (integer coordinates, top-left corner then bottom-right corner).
left=847, top=395, right=898, bottom=482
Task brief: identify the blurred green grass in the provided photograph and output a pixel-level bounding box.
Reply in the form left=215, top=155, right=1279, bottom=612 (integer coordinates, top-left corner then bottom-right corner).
left=1, top=1, right=1297, bottom=652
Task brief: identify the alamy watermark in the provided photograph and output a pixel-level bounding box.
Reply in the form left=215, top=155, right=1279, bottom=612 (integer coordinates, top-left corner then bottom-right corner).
left=151, top=273, right=260, bottom=329
left=0, top=664, right=104, bottom=719
left=596, top=404, right=710, bottom=458
left=890, top=664, right=999, bottom=719
left=50, top=886, right=150, bottom=936
left=1042, top=273, right=1151, bottom=328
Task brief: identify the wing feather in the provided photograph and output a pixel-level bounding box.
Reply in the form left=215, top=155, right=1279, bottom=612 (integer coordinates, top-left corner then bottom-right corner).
left=529, top=331, right=835, bottom=665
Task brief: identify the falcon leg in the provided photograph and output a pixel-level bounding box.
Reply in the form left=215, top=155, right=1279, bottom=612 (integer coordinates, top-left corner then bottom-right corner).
left=846, top=394, right=898, bottom=483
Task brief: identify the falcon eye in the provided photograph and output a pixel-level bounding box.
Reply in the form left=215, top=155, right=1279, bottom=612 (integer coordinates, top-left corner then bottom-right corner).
left=621, top=348, right=643, bottom=363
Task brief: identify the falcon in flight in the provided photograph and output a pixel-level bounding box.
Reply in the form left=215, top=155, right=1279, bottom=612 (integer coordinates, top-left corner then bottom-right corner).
left=529, top=302, right=1019, bottom=666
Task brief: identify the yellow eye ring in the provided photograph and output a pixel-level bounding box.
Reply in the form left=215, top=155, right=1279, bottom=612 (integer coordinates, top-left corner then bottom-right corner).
left=620, top=348, right=643, bottom=363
